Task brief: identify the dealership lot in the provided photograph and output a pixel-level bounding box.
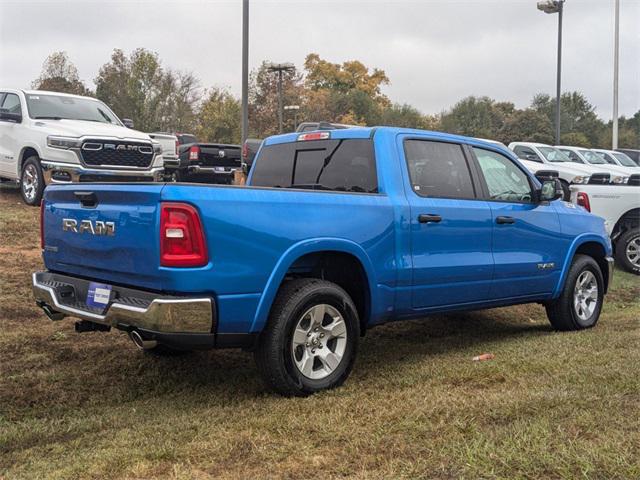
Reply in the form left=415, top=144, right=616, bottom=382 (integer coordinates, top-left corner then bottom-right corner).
left=1, top=185, right=638, bottom=479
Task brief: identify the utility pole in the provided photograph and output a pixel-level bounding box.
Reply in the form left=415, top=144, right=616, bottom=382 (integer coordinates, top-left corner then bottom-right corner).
left=234, top=0, right=249, bottom=185
left=538, top=0, right=565, bottom=145
left=241, top=0, right=249, bottom=147
left=612, top=0, right=620, bottom=149
left=267, top=63, right=295, bottom=134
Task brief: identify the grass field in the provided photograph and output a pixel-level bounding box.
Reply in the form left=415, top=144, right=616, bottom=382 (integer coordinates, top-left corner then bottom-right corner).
left=1, top=184, right=638, bottom=479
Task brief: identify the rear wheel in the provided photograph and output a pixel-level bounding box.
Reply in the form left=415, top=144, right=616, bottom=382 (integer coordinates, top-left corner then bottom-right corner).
left=254, top=278, right=360, bottom=396
left=615, top=228, right=640, bottom=275
left=20, top=157, right=44, bottom=206
left=545, top=254, right=604, bottom=331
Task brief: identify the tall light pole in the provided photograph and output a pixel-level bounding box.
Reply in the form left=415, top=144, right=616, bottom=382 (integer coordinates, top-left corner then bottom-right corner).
left=538, top=0, right=565, bottom=145
left=284, top=104, right=300, bottom=130
left=612, top=0, right=620, bottom=149
left=267, top=63, right=295, bottom=133
left=241, top=0, right=249, bottom=147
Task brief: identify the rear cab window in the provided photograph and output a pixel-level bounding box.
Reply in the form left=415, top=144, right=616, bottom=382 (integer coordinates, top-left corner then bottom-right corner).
left=251, top=138, right=378, bottom=193
left=403, top=140, right=476, bottom=199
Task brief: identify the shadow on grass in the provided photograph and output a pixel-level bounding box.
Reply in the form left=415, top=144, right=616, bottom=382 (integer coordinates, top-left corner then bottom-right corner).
left=2, top=307, right=553, bottom=421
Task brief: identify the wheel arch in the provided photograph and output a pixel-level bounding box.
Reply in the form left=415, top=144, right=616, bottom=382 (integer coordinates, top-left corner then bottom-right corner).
left=250, top=239, right=377, bottom=334
left=554, top=235, right=612, bottom=297
left=611, top=208, right=640, bottom=241
left=19, top=146, right=41, bottom=175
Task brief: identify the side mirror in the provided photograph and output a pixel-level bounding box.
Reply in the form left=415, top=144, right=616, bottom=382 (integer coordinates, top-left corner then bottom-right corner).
left=122, top=118, right=134, bottom=129
left=525, top=154, right=541, bottom=162
left=539, top=179, right=563, bottom=202
left=0, top=109, right=22, bottom=123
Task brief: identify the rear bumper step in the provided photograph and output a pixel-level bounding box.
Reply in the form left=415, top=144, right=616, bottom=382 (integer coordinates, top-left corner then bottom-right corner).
left=32, top=271, right=215, bottom=334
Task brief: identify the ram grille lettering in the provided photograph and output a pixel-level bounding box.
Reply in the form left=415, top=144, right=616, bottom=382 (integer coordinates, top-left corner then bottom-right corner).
left=62, top=218, right=115, bottom=236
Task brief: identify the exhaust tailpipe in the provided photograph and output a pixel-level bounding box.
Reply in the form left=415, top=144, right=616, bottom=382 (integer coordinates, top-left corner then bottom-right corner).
left=38, top=302, right=65, bottom=321
left=129, top=330, right=157, bottom=350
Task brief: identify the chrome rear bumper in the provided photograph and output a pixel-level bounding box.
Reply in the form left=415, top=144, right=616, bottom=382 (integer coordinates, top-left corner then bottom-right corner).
left=32, top=271, right=214, bottom=334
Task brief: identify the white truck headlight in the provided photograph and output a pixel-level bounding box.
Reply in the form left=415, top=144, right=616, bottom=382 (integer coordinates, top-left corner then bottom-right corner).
left=47, top=136, right=82, bottom=149
left=571, top=176, right=589, bottom=184
left=612, top=175, right=626, bottom=184
left=153, top=142, right=163, bottom=154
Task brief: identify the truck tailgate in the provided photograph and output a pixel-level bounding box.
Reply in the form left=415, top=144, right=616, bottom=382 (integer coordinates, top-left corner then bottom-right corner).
left=42, top=184, right=165, bottom=290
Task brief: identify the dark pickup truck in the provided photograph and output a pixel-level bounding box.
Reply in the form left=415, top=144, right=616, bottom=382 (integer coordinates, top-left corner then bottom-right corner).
left=166, top=133, right=241, bottom=184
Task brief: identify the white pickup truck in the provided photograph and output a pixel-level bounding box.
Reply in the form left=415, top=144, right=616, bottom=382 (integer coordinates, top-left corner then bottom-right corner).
left=0, top=89, right=164, bottom=205
left=570, top=178, right=640, bottom=274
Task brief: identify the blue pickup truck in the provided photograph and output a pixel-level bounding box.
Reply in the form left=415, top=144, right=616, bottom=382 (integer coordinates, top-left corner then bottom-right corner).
left=33, top=127, right=614, bottom=396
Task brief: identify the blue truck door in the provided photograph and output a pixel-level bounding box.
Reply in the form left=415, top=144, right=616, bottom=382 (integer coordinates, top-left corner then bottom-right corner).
left=470, top=146, right=564, bottom=299
left=401, top=138, right=495, bottom=309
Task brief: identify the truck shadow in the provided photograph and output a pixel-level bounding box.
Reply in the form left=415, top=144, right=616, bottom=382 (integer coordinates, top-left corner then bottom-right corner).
left=108, top=306, right=552, bottom=398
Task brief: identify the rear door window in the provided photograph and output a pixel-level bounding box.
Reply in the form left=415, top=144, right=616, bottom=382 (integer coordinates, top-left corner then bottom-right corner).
left=251, top=139, right=378, bottom=193
left=403, top=140, right=475, bottom=199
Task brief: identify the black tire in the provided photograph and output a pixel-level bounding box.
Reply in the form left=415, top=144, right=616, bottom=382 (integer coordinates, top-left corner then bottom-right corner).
left=560, top=180, right=571, bottom=201
left=20, top=156, right=45, bottom=206
left=545, top=254, right=604, bottom=331
left=254, top=278, right=360, bottom=397
left=615, top=228, right=640, bottom=275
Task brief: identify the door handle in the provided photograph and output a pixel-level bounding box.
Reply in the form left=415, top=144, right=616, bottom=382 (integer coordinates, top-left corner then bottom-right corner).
left=496, top=216, right=515, bottom=225
left=418, top=214, right=442, bottom=224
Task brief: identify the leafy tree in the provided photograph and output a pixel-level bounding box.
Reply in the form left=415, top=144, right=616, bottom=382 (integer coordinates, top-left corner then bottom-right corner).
left=301, top=53, right=390, bottom=126
left=440, top=96, right=509, bottom=139
left=531, top=92, right=605, bottom=146
left=560, top=132, right=590, bottom=147
left=304, top=53, right=389, bottom=105
left=248, top=61, right=304, bottom=137
left=498, top=109, right=553, bottom=144
left=196, top=88, right=241, bottom=144
left=378, top=103, right=439, bottom=130
left=32, top=51, right=92, bottom=96
left=95, top=48, right=199, bottom=132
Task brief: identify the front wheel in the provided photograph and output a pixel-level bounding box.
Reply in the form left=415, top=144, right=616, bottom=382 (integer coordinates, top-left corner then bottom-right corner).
left=20, top=157, right=45, bottom=206
left=254, top=279, right=360, bottom=397
left=615, top=228, right=640, bottom=275
left=545, top=254, right=604, bottom=331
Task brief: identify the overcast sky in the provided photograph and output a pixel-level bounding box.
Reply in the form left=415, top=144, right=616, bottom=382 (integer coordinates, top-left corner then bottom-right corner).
left=1, top=0, right=638, bottom=120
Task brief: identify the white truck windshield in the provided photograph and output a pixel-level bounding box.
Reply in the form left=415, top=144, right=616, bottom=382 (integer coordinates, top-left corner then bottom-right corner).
left=26, top=94, right=121, bottom=125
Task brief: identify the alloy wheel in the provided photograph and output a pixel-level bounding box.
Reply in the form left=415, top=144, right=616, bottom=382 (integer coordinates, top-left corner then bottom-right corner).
left=573, top=270, right=598, bottom=321
left=625, top=236, right=640, bottom=268
left=22, top=164, right=38, bottom=202
left=291, top=304, right=348, bottom=380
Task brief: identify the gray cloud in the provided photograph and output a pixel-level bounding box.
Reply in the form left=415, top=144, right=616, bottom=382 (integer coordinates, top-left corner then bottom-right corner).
left=1, top=0, right=638, bottom=120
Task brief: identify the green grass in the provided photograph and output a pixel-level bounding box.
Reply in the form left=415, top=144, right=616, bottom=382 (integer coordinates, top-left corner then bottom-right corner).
left=1, top=185, right=639, bottom=479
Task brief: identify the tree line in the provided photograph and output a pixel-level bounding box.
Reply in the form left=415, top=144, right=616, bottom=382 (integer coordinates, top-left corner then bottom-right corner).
left=32, top=50, right=639, bottom=148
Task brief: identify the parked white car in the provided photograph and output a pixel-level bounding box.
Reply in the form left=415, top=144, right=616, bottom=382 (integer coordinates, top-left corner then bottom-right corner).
left=592, top=148, right=640, bottom=171
left=508, top=142, right=610, bottom=198
left=570, top=181, right=640, bottom=274
left=556, top=145, right=632, bottom=182
left=0, top=89, right=164, bottom=205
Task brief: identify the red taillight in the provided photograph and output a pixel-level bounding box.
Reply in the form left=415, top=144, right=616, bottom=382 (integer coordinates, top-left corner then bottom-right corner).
left=40, top=200, right=45, bottom=249
left=577, top=192, right=591, bottom=212
left=297, top=131, right=330, bottom=142
left=160, top=203, right=208, bottom=267
left=242, top=142, right=249, bottom=159
left=175, top=139, right=179, bottom=156
left=189, top=145, right=200, bottom=161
